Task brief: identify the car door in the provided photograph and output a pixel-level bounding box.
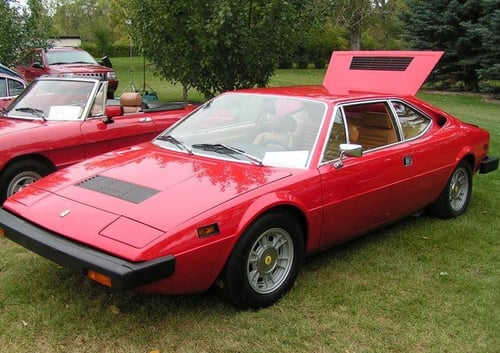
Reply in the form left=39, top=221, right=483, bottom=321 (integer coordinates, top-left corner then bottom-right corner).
left=318, top=101, right=421, bottom=247
left=79, top=113, right=158, bottom=159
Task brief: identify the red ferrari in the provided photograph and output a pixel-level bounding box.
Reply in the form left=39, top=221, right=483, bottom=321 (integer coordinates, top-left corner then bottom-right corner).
left=0, top=77, right=197, bottom=202
left=0, top=51, right=497, bottom=309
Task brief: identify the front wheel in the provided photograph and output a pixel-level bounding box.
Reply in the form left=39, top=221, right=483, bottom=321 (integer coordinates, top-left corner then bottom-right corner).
left=0, top=160, right=52, bottom=204
left=216, top=211, right=304, bottom=309
left=429, top=160, right=472, bottom=219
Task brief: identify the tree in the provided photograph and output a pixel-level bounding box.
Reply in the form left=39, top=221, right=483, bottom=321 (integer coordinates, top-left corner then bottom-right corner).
left=366, top=0, right=407, bottom=49
left=128, top=0, right=306, bottom=100
left=402, top=0, right=499, bottom=92
left=309, top=0, right=405, bottom=50
left=51, top=0, right=126, bottom=52
left=468, top=0, right=500, bottom=87
left=0, top=0, right=51, bottom=67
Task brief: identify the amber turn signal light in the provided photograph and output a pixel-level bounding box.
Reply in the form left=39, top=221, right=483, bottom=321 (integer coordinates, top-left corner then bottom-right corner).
left=87, top=269, right=112, bottom=287
left=197, top=223, right=220, bottom=238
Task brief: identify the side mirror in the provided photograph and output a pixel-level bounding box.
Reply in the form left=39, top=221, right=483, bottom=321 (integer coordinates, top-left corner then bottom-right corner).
left=334, top=143, right=363, bottom=169
left=32, top=62, right=43, bottom=69
left=99, top=56, right=113, bottom=68
left=340, top=143, right=363, bottom=157
left=102, top=105, right=122, bottom=124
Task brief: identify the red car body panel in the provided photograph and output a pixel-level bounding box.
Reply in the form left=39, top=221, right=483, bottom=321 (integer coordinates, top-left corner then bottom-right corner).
left=0, top=111, right=186, bottom=168
left=0, top=77, right=197, bottom=200
left=0, top=51, right=496, bottom=298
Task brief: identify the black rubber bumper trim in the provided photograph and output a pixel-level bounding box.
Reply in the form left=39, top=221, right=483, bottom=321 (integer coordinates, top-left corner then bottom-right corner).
left=0, top=209, right=175, bottom=290
left=479, top=155, right=499, bottom=174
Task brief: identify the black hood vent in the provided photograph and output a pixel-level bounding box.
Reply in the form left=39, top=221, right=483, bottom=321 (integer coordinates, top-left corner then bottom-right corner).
left=77, top=175, right=159, bottom=204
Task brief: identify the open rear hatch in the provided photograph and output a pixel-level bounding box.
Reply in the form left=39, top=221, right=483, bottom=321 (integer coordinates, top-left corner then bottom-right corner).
left=323, top=50, right=443, bottom=95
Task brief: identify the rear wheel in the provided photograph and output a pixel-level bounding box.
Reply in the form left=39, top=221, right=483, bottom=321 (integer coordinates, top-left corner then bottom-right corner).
left=0, top=160, right=51, bottom=203
left=429, top=160, right=472, bottom=219
left=216, top=211, right=304, bottom=309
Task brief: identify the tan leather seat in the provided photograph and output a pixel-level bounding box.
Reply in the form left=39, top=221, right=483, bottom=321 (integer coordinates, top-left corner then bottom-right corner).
left=356, top=112, right=397, bottom=149
left=253, top=110, right=307, bottom=150
left=120, top=92, right=142, bottom=113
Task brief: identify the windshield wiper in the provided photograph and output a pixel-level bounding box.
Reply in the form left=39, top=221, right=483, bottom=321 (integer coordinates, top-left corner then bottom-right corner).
left=14, top=107, right=46, bottom=120
left=192, top=143, right=263, bottom=166
left=156, top=134, right=193, bottom=154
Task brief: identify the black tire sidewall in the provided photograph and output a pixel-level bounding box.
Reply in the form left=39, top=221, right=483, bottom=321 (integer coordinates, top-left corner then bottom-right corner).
left=219, top=211, right=304, bottom=309
left=0, top=160, right=51, bottom=203
left=430, top=160, right=472, bottom=219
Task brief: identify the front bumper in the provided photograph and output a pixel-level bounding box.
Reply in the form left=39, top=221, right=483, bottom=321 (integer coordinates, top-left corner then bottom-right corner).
left=0, top=209, right=175, bottom=290
left=479, top=155, right=499, bottom=174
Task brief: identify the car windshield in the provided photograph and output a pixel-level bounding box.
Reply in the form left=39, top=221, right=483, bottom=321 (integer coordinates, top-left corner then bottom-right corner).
left=154, top=93, right=327, bottom=168
left=5, top=79, right=96, bottom=121
left=46, top=50, right=98, bottom=65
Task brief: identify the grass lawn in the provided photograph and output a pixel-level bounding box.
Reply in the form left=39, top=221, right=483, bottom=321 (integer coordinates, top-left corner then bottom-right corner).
left=0, top=57, right=498, bottom=353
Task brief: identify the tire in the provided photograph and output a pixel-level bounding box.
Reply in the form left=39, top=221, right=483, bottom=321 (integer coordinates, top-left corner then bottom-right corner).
left=429, top=160, right=472, bottom=219
left=216, top=211, right=304, bottom=309
left=0, top=159, right=52, bottom=203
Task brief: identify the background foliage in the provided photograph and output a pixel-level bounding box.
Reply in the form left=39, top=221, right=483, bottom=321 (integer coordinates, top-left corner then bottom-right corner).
left=401, top=0, right=500, bottom=92
left=0, top=0, right=499, bottom=96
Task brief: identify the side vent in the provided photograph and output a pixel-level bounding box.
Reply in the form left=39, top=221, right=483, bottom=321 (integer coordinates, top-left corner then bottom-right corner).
left=350, top=56, right=413, bottom=71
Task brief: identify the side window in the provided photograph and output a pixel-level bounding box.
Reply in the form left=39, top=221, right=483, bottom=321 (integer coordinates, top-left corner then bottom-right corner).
left=322, top=109, right=347, bottom=162
left=0, top=78, right=6, bottom=96
left=343, top=102, right=398, bottom=150
left=8, top=79, right=25, bottom=96
left=390, top=100, right=431, bottom=139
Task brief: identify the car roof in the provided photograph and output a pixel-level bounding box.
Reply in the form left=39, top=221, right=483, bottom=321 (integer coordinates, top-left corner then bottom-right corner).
left=229, top=85, right=399, bottom=105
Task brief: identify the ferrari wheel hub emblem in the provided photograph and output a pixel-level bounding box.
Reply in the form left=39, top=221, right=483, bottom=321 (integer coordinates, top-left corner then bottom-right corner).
left=264, top=255, right=273, bottom=266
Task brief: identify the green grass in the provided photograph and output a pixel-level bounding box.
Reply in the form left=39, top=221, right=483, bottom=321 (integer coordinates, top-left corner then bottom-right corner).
left=0, top=58, right=499, bottom=353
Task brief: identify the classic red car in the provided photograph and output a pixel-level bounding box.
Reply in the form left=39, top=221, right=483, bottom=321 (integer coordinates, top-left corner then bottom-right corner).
left=0, top=51, right=497, bottom=309
left=0, top=77, right=197, bottom=202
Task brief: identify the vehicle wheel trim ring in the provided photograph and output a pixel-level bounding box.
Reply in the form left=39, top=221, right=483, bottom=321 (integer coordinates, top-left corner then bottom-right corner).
left=246, top=227, right=294, bottom=294
left=448, top=167, right=469, bottom=211
left=7, top=171, right=42, bottom=197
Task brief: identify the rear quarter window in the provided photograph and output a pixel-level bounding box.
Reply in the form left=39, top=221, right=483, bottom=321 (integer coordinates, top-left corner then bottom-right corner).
left=390, top=100, right=431, bottom=139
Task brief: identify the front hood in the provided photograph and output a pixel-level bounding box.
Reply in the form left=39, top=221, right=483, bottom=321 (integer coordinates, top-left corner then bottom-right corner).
left=51, top=64, right=112, bottom=74
left=7, top=144, right=292, bottom=253
left=0, top=117, right=43, bottom=136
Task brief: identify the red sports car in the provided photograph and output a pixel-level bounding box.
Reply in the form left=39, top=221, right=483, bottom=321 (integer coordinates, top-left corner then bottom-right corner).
left=0, top=51, right=497, bottom=309
left=0, top=77, right=197, bottom=202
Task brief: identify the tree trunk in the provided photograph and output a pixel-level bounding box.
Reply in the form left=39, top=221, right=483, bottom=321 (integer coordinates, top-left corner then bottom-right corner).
left=182, top=83, right=189, bottom=102
left=463, top=66, right=479, bottom=92
left=350, top=28, right=361, bottom=50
